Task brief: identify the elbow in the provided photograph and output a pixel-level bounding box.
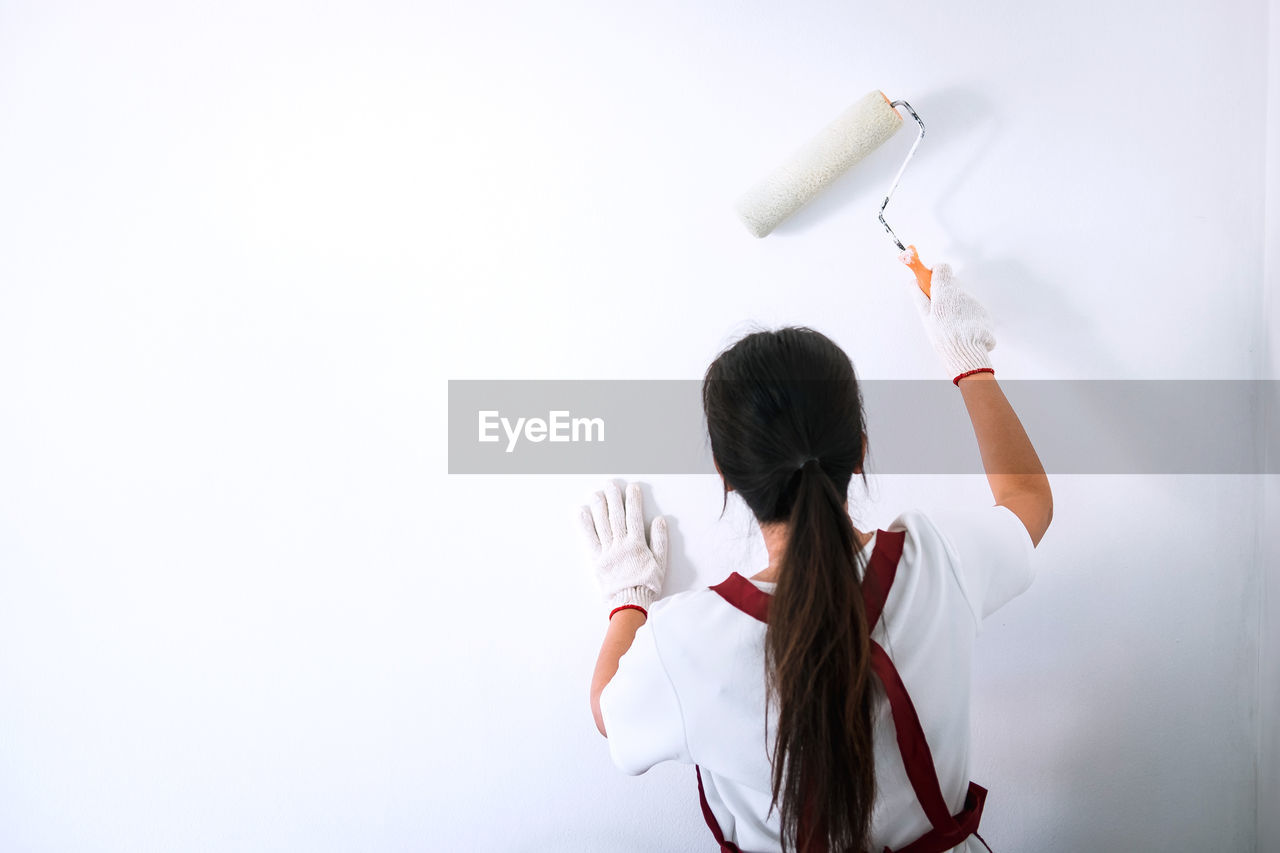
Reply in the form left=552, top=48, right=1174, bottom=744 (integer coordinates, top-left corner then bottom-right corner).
left=1039, top=485, right=1054, bottom=541
left=1031, top=494, right=1053, bottom=548
left=591, top=686, right=608, bottom=738
left=1000, top=485, right=1053, bottom=548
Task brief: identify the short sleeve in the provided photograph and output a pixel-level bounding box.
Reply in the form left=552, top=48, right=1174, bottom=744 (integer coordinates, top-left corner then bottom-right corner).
left=923, top=504, right=1036, bottom=623
left=598, top=617, right=691, bottom=775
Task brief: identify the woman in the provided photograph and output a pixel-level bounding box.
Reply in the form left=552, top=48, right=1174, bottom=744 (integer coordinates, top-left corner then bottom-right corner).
left=579, top=253, right=1052, bottom=853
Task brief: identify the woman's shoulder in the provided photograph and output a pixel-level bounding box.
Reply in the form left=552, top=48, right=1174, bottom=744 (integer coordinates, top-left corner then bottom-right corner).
left=880, top=506, right=941, bottom=533
left=881, top=506, right=999, bottom=551
left=881, top=504, right=1038, bottom=623
left=885, top=504, right=1032, bottom=558
left=648, top=582, right=730, bottom=621
left=877, top=508, right=948, bottom=553
left=647, top=576, right=770, bottom=642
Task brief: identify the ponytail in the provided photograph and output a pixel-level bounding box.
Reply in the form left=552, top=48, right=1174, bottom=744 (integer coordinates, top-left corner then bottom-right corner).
left=765, top=457, right=875, bottom=853
left=701, top=326, right=874, bottom=852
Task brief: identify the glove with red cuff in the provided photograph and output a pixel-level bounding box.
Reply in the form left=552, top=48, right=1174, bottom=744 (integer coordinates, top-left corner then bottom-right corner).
left=899, top=248, right=997, bottom=385
left=578, top=481, right=669, bottom=620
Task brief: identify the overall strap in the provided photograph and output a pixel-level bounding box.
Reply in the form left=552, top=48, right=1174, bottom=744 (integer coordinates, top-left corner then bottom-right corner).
left=864, top=533, right=962, bottom=830
left=861, top=529, right=905, bottom=627
left=695, top=765, right=743, bottom=853
left=703, top=528, right=992, bottom=853
left=871, top=639, right=989, bottom=851
left=864, top=531, right=992, bottom=853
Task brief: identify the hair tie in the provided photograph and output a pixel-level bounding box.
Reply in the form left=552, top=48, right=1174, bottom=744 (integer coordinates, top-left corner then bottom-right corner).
left=797, top=455, right=820, bottom=471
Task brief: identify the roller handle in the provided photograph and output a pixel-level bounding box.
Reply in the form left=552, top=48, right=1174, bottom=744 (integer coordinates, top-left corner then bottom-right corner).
left=899, top=244, right=933, bottom=299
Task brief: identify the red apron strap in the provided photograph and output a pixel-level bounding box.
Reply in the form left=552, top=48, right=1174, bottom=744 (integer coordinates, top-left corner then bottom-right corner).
left=870, top=640, right=958, bottom=831
left=696, top=764, right=743, bottom=853
left=862, top=529, right=905, bottom=628
left=865, top=530, right=966, bottom=828
left=710, top=572, right=772, bottom=622
left=866, top=533, right=959, bottom=822
left=865, top=530, right=994, bottom=852
left=892, top=782, right=989, bottom=853
left=700, top=528, right=993, bottom=853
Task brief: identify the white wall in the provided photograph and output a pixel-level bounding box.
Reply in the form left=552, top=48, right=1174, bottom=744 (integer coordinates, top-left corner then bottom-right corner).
left=1260, top=1, right=1280, bottom=850
left=0, top=1, right=1271, bottom=850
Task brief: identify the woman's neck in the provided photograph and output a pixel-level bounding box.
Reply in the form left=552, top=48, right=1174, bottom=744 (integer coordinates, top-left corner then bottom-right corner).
left=750, top=523, right=875, bottom=584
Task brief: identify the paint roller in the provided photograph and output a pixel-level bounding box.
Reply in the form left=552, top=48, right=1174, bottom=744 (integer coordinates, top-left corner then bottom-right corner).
left=733, top=90, right=934, bottom=296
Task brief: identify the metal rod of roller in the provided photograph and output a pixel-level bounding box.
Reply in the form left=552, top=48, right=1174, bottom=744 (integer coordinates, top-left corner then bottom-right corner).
left=878, top=100, right=926, bottom=252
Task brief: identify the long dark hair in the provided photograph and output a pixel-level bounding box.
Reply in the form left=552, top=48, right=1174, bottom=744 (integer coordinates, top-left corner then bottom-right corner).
left=702, top=326, right=874, bottom=853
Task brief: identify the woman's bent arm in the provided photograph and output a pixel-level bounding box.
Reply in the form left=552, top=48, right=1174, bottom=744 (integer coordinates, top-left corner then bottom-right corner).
left=956, top=372, right=1052, bottom=546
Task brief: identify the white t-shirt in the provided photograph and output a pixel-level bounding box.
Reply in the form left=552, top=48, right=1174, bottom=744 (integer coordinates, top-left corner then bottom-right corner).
left=598, top=505, right=1036, bottom=853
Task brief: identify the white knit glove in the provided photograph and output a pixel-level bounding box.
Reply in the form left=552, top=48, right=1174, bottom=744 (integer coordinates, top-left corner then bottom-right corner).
left=578, top=481, right=669, bottom=619
left=900, top=249, right=996, bottom=384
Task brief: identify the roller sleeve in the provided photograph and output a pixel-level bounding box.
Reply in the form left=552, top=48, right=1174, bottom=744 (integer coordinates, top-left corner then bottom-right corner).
left=734, top=90, right=904, bottom=237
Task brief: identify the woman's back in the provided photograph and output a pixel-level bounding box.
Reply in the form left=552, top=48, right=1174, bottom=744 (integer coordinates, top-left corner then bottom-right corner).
left=600, top=504, right=1035, bottom=852
left=590, top=280, right=1051, bottom=851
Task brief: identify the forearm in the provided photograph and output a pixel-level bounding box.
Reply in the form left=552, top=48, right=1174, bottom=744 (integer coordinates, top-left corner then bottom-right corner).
left=957, top=372, right=1053, bottom=543
left=590, top=608, right=648, bottom=737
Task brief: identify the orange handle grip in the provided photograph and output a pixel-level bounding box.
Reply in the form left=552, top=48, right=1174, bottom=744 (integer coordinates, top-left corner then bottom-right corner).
left=900, top=244, right=932, bottom=299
